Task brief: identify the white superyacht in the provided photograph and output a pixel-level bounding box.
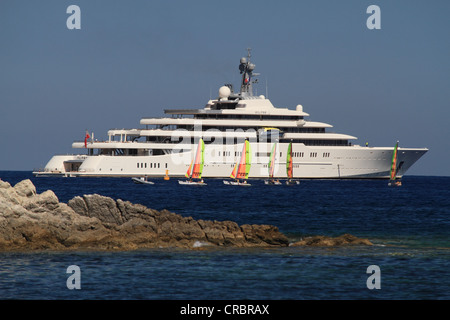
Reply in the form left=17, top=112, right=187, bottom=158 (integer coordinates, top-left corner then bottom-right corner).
left=34, top=50, right=428, bottom=180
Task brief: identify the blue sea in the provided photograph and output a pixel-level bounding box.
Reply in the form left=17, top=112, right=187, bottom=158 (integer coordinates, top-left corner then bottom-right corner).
left=0, top=171, right=449, bottom=302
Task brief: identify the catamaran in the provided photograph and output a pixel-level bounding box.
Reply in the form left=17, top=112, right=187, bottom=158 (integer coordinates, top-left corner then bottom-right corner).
left=34, top=49, right=428, bottom=180
left=179, top=138, right=206, bottom=185
left=264, top=142, right=282, bottom=185
left=224, top=139, right=252, bottom=186
left=285, top=141, right=299, bottom=185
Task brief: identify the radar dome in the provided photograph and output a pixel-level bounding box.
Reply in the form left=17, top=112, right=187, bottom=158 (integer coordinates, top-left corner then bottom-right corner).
left=218, top=86, right=231, bottom=99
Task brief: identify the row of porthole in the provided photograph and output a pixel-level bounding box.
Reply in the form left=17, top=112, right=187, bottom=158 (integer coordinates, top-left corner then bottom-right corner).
left=137, top=163, right=169, bottom=169
left=97, top=163, right=169, bottom=171
left=214, top=151, right=332, bottom=158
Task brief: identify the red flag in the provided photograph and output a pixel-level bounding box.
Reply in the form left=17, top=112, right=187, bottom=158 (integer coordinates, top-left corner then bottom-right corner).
left=84, top=131, right=90, bottom=148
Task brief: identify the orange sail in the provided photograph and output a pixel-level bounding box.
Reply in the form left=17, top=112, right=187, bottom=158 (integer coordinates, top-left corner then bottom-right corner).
left=230, top=163, right=238, bottom=179
left=185, top=160, right=193, bottom=178
left=191, top=139, right=205, bottom=179
left=233, top=140, right=251, bottom=179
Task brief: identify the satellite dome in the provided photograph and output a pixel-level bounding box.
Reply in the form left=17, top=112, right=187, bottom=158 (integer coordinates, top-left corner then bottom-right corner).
left=218, top=86, right=231, bottom=99
left=240, top=57, right=247, bottom=64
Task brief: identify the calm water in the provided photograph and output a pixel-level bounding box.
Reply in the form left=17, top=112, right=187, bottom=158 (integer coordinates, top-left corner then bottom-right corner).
left=0, top=171, right=449, bottom=300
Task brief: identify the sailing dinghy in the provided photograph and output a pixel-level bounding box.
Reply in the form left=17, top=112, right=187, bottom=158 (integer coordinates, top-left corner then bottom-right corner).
left=179, top=138, right=206, bottom=185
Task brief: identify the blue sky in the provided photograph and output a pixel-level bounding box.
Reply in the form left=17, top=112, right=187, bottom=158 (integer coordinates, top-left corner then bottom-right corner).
left=1, top=0, right=449, bottom=176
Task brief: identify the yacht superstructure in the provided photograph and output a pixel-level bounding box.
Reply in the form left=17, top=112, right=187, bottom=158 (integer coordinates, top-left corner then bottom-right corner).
left=34, top=50, right=428, bottom=179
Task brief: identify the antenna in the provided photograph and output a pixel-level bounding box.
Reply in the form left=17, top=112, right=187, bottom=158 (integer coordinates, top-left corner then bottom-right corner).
left=265, top=77, right=268, bottom=98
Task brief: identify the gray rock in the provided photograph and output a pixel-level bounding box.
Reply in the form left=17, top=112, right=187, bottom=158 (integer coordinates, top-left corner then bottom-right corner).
left=13, top=179, right=36, bottom=198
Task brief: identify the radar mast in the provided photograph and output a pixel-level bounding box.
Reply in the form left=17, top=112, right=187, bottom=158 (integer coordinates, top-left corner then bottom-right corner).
left=239, top=48, right=259, bottom=97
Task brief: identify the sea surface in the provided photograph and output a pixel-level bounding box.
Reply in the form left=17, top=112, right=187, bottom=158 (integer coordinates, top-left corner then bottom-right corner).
left=0, top=171, right=449, bottom=300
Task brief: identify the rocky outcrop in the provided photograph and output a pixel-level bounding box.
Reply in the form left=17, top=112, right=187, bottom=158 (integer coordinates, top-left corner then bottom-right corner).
left=0, top=179, right=289, bottom=251
left=290, top=234, right=373, bottom=247
left=0, top=179, right=372, bottom=251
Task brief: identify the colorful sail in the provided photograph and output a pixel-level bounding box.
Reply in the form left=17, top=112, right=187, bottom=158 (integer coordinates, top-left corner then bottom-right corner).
left=236, top=141, right=248, bottom=179
left=185, top=160, right=193, bottom=178
left=389, top=141, right=399, bottom=181
left=286, top=141, right=293, bottom=179
left=268, top=143, right=277, bottom=178
left=230, top=163, right=238, bottom=179
left=245, top=140, right=252, bottom=179
left=191, top=138, right=205, bottom=179
left=232, top=140, right=251, bottom=180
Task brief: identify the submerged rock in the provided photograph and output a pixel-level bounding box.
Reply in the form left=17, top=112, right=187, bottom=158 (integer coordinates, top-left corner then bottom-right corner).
left=290, top=234, right=373, bottom=247
left=0, top=179, right=289, bottom=251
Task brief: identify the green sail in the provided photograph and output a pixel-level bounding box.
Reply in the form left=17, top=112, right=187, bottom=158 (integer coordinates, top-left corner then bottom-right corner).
left=244, top=139, right=252, bottom=179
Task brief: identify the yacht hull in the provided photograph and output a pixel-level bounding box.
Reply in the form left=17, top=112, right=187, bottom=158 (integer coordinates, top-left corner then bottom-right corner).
left=34, top=144, right=427, bottom=179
